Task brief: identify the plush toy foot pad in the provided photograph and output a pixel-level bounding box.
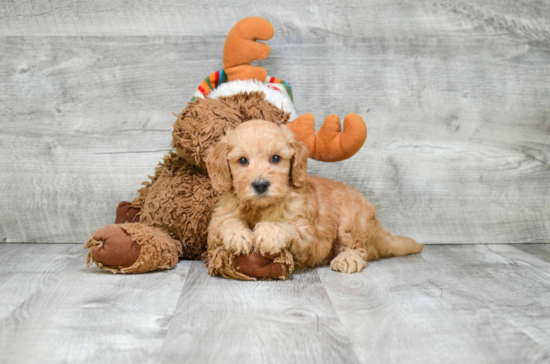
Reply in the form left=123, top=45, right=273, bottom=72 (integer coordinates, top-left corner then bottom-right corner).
left=88, top=225, right=141, bottom=267
left=233, top=253, right=285, bottom=278
left=207, top=247, right=294, bottom=280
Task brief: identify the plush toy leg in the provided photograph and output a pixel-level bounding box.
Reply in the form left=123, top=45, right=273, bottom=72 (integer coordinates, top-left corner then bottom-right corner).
left=84, top=223, right=182, bottom=274
left=207, top=247, right=294, bottom=281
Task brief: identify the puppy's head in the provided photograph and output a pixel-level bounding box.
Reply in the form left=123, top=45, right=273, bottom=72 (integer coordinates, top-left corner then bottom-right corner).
left=206, top=119, right=309, bottom=206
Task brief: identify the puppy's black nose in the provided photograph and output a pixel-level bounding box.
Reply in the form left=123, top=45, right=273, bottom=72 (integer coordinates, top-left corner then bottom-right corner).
left=252, top=179, right=270, bottom=194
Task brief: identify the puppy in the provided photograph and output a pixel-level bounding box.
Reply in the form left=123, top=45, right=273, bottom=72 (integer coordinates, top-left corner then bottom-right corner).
left=206, top=120, right=424, bottom=273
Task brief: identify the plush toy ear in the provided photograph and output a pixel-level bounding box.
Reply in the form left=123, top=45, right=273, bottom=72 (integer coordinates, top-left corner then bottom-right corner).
left=287, top=113, right=367, bottom=162
left=223, top=17, right=274, bottom=81
left=206, top=137, right=233, bottom=193
left=282, top=126, right=309, bottom=187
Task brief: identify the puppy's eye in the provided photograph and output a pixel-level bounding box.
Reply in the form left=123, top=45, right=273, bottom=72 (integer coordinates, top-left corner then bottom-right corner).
left=238, top=157, right=248, bottom=165
left=271, top=155, right=281, bottom=163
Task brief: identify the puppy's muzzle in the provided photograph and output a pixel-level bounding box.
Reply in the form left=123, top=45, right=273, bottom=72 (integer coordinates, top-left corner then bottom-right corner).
left=252, top=179, right=270, bottom=194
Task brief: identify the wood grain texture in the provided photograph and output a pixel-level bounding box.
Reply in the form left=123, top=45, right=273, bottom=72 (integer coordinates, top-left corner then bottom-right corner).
left=0, top=244, right=82, bottom=321
left=1, top=0, right=550, bottom=38
left=1, top=243, right=550, bottom=363
left=317, top=244, right=550, bottom=364
left=159, top=261, right=359, bottom=364
left=513, top=244, right=550, bottom=265
left=0, top=244, right=191, bottom=364
left=0, top=1, right=549, bottom=243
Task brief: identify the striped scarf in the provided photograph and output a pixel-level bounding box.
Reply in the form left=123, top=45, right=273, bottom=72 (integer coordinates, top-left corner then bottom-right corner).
left=191, top=69, right=294, bottom=103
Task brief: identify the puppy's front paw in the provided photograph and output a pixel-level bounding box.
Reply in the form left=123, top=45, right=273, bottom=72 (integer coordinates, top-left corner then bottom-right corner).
left=253, top=222, right=289, bottom=255
left=223, top=229, right=253, bottom=256
left=330, top=249, right=367, bottom=274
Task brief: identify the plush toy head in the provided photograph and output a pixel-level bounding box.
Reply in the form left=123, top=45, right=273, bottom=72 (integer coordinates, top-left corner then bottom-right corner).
left=172, top=92, right=290, bottom=170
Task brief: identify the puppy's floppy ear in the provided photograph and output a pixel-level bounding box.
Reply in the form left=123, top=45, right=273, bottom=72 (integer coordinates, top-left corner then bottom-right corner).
left=282, top=125, right=309, bottom=187
left=206, top=136, right=232, bottom=193
left=291, top=140, right=309, bottom=187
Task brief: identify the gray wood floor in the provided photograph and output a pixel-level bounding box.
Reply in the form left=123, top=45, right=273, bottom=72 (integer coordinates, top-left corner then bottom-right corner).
left=1, top=243, right=549, bottom=364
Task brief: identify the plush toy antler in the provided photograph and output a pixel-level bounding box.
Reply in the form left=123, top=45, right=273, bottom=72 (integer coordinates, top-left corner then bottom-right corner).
left=223, top=17, right=274, bottom=82
left=287, top=113, right=367, bottom=162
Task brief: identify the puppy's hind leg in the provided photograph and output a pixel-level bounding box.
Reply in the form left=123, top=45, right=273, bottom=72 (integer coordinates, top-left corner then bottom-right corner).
left=330, top=231, right=368, bottom=274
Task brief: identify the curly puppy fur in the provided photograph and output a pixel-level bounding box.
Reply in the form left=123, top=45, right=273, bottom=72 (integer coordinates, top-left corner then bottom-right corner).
left=206, top=120, right=424, bottom=273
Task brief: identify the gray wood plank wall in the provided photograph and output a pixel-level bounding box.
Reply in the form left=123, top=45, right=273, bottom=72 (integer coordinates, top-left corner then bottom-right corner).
left=1, top=1, right=549, bottom=244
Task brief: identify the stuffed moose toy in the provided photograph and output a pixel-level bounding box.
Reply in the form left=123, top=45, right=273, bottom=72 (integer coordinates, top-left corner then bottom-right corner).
left=84, top=17, right=367, bottom=280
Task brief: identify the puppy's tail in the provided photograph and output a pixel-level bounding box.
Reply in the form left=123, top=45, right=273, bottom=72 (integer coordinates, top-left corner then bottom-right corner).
left=370, top=220, right=424, bottom=260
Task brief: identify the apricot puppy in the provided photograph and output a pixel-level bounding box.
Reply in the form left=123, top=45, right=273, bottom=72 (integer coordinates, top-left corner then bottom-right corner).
left=206, top=120, right=423, bottom=273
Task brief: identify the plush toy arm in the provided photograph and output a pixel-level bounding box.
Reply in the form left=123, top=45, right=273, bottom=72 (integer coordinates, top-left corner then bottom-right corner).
left=114, top=201, right=141, bottom=224
left=287, top=113, right=367, bottom=162
left=130, top=180, right=152, bottom=209
left=223, top=17, right=274, bottom=81
left=118, top=149, right=182, bottom=222
left=111, top=180, right=152, bottom=224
